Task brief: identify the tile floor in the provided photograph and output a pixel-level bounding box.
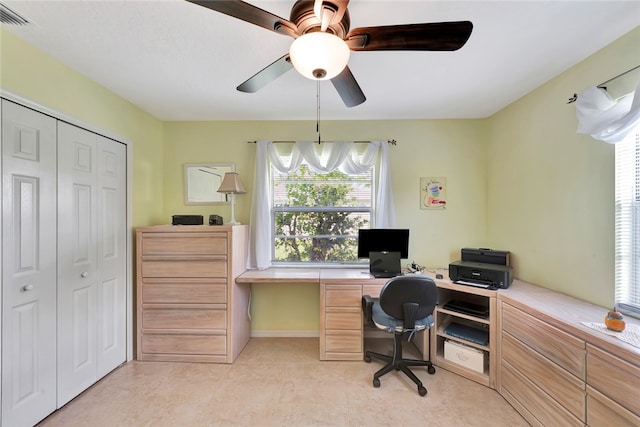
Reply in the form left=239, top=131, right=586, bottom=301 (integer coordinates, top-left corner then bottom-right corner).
left=38, top=338, right=528, bottom=427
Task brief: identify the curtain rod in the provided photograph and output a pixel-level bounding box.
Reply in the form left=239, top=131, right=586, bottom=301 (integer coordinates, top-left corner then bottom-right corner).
left=247, top=139, right=397, bottom=145
left=567, top=64, right=640, bottom=104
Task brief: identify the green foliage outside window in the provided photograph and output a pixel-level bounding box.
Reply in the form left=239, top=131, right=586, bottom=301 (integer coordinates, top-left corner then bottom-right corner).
left=273, top=164, right=372, bottom=263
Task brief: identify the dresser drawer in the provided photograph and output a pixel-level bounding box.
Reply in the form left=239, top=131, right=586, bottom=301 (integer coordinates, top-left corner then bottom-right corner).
left=325, top=285, right=362, bottom=307
left=325, top=309, right=362, bottom=330
left=502, top=303, right=585, bottom=378
left=141, top=260, right=227, bottom=278
left=141, top=280, right=227, bottom=304
left=142, top=308, right=226, bottom=330
left=501, top=361, right=583, bottom=427
left=141, top=232, right=227, bottom=256
left=141, top=333, right=226, bottom=355
left=587, top=344, right=640, bottom=416
left=325, top=330, right=362, bottom=353
left=502, top=332, right=585, bottom=420
left=587, top=386, right=640, bottom=427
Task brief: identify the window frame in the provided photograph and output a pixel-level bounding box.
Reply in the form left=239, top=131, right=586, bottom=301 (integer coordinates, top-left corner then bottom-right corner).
left=269, top=161, right=376, bottom=267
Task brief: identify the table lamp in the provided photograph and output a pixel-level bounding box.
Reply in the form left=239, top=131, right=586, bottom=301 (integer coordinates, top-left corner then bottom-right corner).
left=217, top=172, right=246, bottom=225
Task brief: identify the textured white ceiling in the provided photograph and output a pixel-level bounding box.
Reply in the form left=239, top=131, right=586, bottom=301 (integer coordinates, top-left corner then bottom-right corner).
left=2, top=0, right=639, bottom=121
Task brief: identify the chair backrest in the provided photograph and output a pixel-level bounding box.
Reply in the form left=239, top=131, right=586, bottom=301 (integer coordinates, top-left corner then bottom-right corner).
left=378, top=276, right=438, bottom=326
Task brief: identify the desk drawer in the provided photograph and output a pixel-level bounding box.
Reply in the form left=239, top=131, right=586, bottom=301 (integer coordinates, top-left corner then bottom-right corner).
left=325, top=285, right=362, bottom=307
left=141, top=232, right=227, bottom=256
left=501, top=361, right=583, bottom=427
left=325, top=330, right=362, bottom=353
left=142, top=280, right=227, bottom=304
left=141, top=333, right=226, bottom=355
left=502, top=332, right=585, bottom=420
left=587, top=344, right=640, bottom=416
left=325, top=309, right=362, bottom=330
left=502, top=303, right=585, bottom=379
left=142, top=260, right=227, bottom=278
left=142, top=308, right=226, bottom=330
left=587, top=386, right=640, bottom=427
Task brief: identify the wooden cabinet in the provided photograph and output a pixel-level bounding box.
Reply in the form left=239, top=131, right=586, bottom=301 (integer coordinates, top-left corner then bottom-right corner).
left=497, top=280, right=640, bottom=427
left=586, top=344, right=640, bottom=426
left=499, top=302, right=586, bottom=426
left=136, top=225, right=248, bottom=363
left=321, top=284, right=367, bottom=360
left=430, top=282, right=497, bottom=388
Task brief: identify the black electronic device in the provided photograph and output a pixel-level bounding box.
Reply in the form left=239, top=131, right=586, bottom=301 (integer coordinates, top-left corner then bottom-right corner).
left=369, top=251, right=402, bottom=278
left=172, top=215, right=204, bottom=225
left=443, top=299, right=489, bottom=318
left=209, top=214, right=223, bottom=225
left=449, top=260, right=513, bottom=289
left=357, top=228, right=409, bottom=259
left=461, top=247, right=510, bottom=266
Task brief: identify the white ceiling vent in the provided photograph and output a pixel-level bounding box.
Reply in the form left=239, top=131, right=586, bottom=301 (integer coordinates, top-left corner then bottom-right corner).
left=0, top=3, right=29, bottom=25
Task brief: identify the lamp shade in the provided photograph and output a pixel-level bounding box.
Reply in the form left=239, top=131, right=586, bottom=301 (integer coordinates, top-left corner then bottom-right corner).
left=289, top=32, right=350, bottom=80
left=217, top=172, right=246, bottom=194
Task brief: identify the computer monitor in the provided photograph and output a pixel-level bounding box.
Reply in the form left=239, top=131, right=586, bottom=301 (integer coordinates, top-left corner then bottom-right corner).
left=357, top=228, right=410, bottom=259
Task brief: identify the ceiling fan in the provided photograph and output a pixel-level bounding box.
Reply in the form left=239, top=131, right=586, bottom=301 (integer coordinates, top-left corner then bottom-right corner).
left=187, top=0, right=473, bottom=107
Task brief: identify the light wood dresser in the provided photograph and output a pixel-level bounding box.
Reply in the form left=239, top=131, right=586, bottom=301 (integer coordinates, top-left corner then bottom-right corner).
left=136, top=225, right=248, bottom=363
left=498, top=281, right=640, bottom=427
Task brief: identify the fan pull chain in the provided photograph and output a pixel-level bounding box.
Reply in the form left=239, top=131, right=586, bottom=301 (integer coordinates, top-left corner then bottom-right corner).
left=316, top=78, right=321, bottom=144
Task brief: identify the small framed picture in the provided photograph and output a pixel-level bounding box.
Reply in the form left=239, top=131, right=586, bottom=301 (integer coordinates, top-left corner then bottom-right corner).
left=420, top=177, right=446, bottom=209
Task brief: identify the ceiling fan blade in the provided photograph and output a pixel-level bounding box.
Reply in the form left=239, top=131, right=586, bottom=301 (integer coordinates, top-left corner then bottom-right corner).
left=345, top=21, right=473, bottom=51
left=186, top=0, right=297, bottom=37
left=237, top=54, right=294, bottom=93
left=331, top=66, right=366, bottom=108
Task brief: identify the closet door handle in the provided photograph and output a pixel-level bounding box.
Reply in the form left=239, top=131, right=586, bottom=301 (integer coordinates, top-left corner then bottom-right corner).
left=81, top=271, right=89, bottom=278
left=21, top=284, right=34, bottom=292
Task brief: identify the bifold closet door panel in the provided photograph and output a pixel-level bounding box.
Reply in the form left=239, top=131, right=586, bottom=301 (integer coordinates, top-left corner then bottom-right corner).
left=56, top=122, right=127, bottom=406
left=1, top=100, right=58, bottom=427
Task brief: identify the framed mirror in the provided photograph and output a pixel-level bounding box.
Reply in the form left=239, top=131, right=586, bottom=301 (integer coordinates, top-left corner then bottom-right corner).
left=184, top=162, right=235, bottom=205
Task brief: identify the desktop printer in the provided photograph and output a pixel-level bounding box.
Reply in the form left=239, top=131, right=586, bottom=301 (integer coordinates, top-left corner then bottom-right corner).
left=449, top=260, right=513, bottom=289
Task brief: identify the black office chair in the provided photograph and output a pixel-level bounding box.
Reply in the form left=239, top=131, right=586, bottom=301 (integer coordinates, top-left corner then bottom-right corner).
left=362, top=275, right=438, bottom=396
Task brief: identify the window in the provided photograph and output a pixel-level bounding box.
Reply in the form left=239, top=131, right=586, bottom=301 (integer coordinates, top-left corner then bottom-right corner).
left=615, top=128, right=640, bottom=318
left=272, top=162, right=373, bottom=265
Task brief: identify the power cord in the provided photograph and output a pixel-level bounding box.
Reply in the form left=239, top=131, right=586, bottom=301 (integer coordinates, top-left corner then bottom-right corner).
left=406, top=261, right=425, bottom=274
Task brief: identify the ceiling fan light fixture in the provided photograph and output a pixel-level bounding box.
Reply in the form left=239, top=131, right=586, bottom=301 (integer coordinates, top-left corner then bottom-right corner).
left=289, top=32, right=350, bottom=80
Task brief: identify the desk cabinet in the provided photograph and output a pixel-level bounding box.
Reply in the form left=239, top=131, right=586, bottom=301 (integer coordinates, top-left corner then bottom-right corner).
left=431, top=282, right=497, bottom=388
left=497, top=282, right=640, bottom=427
left=320, top=283, right=369, bottom=360
left=499, top=302, right=586, bottom=426
left=136, top=225, right=248, bottom=363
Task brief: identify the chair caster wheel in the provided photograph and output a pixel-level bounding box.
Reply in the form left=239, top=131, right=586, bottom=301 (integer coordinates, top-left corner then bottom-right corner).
left=364, top=355, right=371, bottom=363
left=428, top=365, right=436, bottom=375
left=418, top=386, right=427, bottom=396
left=373, top=378, right=380, bottom=388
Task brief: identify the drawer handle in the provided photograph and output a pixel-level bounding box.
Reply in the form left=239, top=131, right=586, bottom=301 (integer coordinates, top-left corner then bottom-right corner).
left=81, top=271, right=89, bottom=278
left=21, top=284, right=34, bottom=292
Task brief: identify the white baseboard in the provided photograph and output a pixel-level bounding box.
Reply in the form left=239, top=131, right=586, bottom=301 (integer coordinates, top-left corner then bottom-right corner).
left=250, top=330, right=319, bottom=338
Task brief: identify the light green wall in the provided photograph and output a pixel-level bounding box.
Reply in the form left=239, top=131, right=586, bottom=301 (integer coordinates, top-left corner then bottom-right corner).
left=163, top=119, right=489, bottom=331
left=486, top=26, right=639, bottom=307
left=2, top=23, right=636, bottom=332
left=0, top=28, right=165, bottom=227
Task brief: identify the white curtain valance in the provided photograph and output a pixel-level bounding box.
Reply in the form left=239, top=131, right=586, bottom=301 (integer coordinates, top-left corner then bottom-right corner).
left=575, top=81, right=640, bottom=144
left=246, top=140, right=395, bottom=270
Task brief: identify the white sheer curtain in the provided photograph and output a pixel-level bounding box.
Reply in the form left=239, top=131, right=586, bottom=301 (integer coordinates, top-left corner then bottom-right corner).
left=575, top=81, right=640, bottom=144
left=246, top=140, right=396, bottom=270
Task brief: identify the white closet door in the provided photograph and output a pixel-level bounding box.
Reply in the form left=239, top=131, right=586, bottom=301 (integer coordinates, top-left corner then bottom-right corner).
left=56, top=122, right=99, bottom=406
left=56, top=122, right=127, bottom=406
left=95, top=137, right=127, bottom=378
left=1, top=100, right=58, bottom=427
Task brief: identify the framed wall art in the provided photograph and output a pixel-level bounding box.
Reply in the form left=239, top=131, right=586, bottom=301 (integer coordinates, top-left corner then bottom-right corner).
left=420, top=177, right=446, bottom=209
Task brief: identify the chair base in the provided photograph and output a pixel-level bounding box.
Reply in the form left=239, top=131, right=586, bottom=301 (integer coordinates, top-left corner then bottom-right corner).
left=364, top=332, right=436, bottom=396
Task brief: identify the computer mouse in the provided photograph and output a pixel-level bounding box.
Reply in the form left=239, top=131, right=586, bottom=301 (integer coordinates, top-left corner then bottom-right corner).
left=435, top=273, right=444, bottom=280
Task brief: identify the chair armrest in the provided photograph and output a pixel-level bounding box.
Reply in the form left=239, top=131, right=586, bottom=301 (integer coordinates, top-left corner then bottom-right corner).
left=362, top=295, right=377, bottom=326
